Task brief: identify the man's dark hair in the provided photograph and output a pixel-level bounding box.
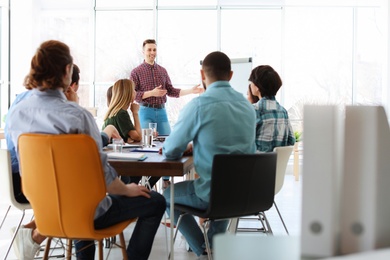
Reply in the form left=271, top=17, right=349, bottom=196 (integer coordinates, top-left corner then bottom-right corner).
left=248, top=65, right=282, bottom=98
left=202, top=51, right=231, bottom=81
left=71, top=64, right=80, bottom=85
left=143, top=39, right=156, bottom=47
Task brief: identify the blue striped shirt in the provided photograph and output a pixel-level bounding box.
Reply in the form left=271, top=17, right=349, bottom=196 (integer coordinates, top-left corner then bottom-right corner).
left=6, top=89, right=116, bottom=219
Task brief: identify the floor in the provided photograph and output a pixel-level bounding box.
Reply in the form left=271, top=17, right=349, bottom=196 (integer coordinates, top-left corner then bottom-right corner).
left=0, top=163, right=302, bottom=260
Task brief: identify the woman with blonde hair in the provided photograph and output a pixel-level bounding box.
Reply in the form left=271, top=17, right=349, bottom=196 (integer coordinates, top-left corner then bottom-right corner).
left=103, top=79, right=161, bottom=187
left=103, top=79, right=142, bottom=143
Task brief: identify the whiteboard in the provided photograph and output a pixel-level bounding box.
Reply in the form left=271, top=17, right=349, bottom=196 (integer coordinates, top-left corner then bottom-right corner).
left=200, top=57, right=252, bottom=98
left=230, top=57, right=253, bottom=97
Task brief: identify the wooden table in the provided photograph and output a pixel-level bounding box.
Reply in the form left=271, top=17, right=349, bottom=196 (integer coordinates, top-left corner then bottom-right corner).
left=108, top=149, right=194, bottom=260
left=109, top=152, right=193, bottom=177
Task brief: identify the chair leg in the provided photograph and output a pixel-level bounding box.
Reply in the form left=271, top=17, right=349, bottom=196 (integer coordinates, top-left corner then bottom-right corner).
left=168, top=214, right=184, bottom=259
left=201, top=221, right=212, bottom=260
left=259, top=212, right=273, bottom=235
left=66, top=239, right=72, bottom=260
left=42, top=237, right=52, bottom=260
left=274, top=201, right=289, bottom=235
left=227, top=218, right=239, bottom=234
left=119, top=232, right=128, bottom=260
left=162, top=214, right=169, bottom=260
left=0, top=205, right=11, bottom=230
left=4, top=209, right=26, bottom=260
left=98, top=240, right=103, bottom=260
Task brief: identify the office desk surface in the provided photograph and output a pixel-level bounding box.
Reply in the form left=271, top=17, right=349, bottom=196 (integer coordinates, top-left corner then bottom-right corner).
left=108, top=152, right=193, bottom=177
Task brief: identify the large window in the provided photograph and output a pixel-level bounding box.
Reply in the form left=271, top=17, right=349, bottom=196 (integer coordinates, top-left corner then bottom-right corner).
left=157, top=9, right=218, bottom=126
left=0, top=0, right=8, bottom=128
left=37, top=10, right=93, bottom=108
left=355, top=7, right=383, bottom=105
left=95, top=10, right=154, bottom=126
left=5, top=0, right=387, bottom=132
left=284, top=7, right=354, bottom=130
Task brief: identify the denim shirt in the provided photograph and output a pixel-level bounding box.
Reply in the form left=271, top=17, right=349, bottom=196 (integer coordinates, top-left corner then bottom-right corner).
left=4, top=90, right=32, bottom=173
left=6, top=88, right=117, bottom=219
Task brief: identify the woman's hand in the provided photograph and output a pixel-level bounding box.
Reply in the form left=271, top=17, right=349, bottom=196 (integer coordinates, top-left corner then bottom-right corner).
left=65, top=87, right=79, bottom=104
left=130, top=103, right=140, bottom=114
left=102, top=125, right=121, bottom=140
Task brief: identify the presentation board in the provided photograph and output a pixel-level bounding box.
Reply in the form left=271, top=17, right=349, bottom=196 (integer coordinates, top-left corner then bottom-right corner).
left=200, top=57, right=253, bottom=97
left=230, top=58, right=253, bottom=97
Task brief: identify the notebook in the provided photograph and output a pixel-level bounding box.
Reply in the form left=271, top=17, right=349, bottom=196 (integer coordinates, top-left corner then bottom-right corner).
left=107, top=152, right=147, bottom=161
left=133, top=147, right=160, bottom=153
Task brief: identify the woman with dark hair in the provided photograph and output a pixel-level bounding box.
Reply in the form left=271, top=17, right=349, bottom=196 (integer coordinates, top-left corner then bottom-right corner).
left=7, top=40, right=165, bottom=260
left=249, top=65, right=295, bottom=152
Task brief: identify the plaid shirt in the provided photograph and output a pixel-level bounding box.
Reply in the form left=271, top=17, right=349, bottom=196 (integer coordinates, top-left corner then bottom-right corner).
left=130, top=61, right=180, bottom=105
left=254, top=96, right=295, bottom=152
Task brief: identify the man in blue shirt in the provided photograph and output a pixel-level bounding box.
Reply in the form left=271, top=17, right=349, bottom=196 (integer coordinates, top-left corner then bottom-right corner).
left=162, top=51, right=256, bottom=258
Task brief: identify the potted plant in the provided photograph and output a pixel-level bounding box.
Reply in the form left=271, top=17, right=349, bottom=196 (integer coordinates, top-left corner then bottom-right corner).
left=293, top=131, right=302, bottom=181
left=294, top=131, right=302, bottom=143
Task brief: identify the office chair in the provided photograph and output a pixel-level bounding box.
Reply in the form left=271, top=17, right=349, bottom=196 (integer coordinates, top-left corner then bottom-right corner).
left=18, top=133, right=136, bottom=260
left=172, top=153, right=277, bottom=260
left=272, top=145, right=294, bottom=235
left=235, top=146, right=294, bottom=235
left=0, top=149, right=34, bottom=259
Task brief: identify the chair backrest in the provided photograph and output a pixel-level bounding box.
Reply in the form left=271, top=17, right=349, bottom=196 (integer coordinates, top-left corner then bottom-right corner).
left=18, top=134, right=106, bottom=239
left=0, top=149, right=31, bottom=211
left=206, top=153, right=277, bottom=219
left=273, top=146, right=294, bottom=195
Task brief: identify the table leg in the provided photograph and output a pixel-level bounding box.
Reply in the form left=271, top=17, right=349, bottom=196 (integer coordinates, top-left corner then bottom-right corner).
left=169, top=177, right=174, bottom=260
left=293, top=143, right=300, bottom=181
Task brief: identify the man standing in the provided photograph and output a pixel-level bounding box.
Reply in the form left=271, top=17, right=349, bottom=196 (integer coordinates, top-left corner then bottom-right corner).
left=162, top=51, right=256, bottom=258
left=130, top=39, right=203, bottom=136
left=131, top=39, right=204, bottom=188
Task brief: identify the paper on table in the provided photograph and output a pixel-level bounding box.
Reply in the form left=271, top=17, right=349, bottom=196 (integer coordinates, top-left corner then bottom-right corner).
left=107, top=152, right=146, bottom=160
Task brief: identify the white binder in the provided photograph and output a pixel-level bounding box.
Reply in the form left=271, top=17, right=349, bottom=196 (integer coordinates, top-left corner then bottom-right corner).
left=340, top=106, right=390, bottom=254
left=301, top=105, right=344, bottom=258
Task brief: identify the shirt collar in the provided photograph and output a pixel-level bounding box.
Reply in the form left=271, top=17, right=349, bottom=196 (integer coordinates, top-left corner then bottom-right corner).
left=32, top=88, right=67, bottom=100
left=207, top=81, right=231, bottom=90
left=261, top=96, right=276, bottom=101
left=142, top=60, right=157, bottom=69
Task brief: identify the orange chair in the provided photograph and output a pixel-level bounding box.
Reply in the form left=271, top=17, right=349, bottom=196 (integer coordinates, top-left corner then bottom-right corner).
left=18, top=133, right=136, bottom=260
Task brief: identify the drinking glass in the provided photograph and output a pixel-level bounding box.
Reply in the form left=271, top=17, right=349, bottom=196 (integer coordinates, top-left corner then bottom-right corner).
left=149, top=123, right=158, bottom=138
left=112, top=138, right=123, bottom=153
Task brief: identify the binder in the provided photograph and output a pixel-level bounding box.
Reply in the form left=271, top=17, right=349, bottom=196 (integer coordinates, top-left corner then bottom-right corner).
left=301, top=105, right=344, bottom=258
left=340, top=106, right=390, bottom=254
